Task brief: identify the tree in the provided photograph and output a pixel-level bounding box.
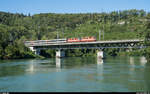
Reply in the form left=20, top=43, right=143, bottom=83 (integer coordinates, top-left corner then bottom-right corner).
left=0, top=9, right=149, bottom=59
left=144, top=14, right=150, bottom=62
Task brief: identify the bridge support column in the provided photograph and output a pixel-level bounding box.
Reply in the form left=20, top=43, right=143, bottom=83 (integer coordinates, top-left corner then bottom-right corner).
left=97, top=50, right=104, bottom=59
left=35, top=49, right=41, bottom=55
left=28, top=47, right=40, bottom=55
left=29, top=47, right=35, bottom=52
left=56, top=49, right=65, bottom=58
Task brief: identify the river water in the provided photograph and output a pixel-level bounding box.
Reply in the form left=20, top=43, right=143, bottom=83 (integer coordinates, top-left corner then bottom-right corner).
left=0, top=56, right=149, bottom=92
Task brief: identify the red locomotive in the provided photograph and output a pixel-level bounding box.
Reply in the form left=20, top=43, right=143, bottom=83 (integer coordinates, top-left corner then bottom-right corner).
left=67, top=36, right=96, bottom=42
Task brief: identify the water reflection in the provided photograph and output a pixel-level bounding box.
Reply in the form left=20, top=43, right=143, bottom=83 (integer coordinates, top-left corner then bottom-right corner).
left=0, top=56, right=150, bottom=92
left=128, top=57, right=136, bottom=85
left=140, top=56, right=147, bottom=67
left=129, top=57, right=134, bottom=65
left=56, top=58, right=62, bottom=72
left=97, top=57, right=103, bottom=78
left=26, top=60, right=35, bottom=74
left=129, top=57, right=135, bottom=71
left=97, top=57, right=103, bottom=64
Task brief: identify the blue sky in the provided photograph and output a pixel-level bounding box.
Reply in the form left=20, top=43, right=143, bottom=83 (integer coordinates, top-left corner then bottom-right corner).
left=0, top=0, right=149, bottom=15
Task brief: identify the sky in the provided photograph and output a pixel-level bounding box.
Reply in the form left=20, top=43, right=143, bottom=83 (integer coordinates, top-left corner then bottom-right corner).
left=0, top=0, right=150, bottom=15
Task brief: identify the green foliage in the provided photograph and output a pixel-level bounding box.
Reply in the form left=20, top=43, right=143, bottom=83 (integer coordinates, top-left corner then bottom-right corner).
left=145, top=29, right=150, bottom=46
left=144, top=16, right=150, bottom=62
left=0, top=9, right=149, bottom=59
left=118, top=50, right=145, bottom=56
left=145, top=47, right=150, bottom=62
left=40, top=49, right=55, bottom=58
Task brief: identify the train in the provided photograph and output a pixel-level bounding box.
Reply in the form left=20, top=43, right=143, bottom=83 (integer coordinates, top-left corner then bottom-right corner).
left=49, top=36, right=96, bottom=43
left=67, top=36, right=96, bottom=42
left=37, top=36, right=96, bottom=43
left=24, top=37, right=96, bottom=46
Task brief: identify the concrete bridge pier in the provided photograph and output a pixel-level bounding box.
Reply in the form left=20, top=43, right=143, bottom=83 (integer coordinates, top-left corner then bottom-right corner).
left=56, top=49, right=65, bottom=58
left=35, top=49, right=41, bottom=55
left=97, top=50, right=104, bottom=59
left=29, top=47, right=35, bottom=52
left=29, top=47, right=40, bottom=55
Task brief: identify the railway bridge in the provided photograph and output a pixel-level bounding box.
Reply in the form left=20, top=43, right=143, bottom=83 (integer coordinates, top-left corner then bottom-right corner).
left=24, top=39, right=144, bottom=58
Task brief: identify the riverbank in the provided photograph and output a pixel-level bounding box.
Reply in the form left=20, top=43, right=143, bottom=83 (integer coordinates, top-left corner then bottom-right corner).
left=0, top=48, right=148, bottom=61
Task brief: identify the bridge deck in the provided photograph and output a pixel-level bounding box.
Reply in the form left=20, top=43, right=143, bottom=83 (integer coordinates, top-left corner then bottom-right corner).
left=25, top=39, right=143, bottom=47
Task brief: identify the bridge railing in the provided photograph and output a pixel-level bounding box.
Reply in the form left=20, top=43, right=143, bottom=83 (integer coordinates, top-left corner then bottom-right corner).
left=24, top=40, right=66, bottom=46
left=24, top=39, right=144, bottom=47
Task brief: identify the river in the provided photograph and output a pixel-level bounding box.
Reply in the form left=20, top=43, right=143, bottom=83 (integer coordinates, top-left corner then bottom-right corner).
left=0, top=56, right=149, bottom=92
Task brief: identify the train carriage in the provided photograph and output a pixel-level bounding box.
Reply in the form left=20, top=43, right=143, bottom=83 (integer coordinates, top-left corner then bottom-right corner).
left=24, top=37, right=96, bottom=46
left=67, top=36, right=96, bottom=42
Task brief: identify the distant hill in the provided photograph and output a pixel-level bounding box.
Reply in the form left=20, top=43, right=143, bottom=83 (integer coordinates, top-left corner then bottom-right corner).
left=0, top=9, right=149, bottom=59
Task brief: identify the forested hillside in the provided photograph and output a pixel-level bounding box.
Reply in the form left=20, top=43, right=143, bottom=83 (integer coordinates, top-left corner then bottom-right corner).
left=0, top=9, right=149, bottom=59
